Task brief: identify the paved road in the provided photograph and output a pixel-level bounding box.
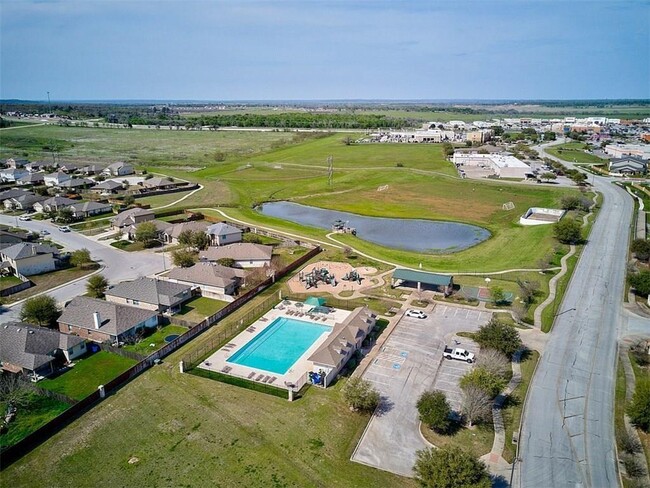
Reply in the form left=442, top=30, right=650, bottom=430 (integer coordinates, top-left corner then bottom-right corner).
left=517, top=141, right=646, bottom=487
left=0, top=216, right=165, bottom=323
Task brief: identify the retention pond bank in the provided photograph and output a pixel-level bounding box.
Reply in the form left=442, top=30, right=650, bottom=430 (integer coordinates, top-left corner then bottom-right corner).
left=258, top=201, right=490, bottom=253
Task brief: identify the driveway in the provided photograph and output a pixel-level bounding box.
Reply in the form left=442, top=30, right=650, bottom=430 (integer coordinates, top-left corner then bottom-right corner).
left=0, top=216, right=165, bottom=323
left=351, top=304, right=489, bottom=477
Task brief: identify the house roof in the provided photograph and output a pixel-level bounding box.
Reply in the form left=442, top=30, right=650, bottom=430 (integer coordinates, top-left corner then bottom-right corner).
left=112, top=207, right=155, bottom=227
left=58, top=177, right=94, bottom=188
left=0, top=322, right=85, bottom=371
left=206, top=222, right=242, bottom=236
left=106, top=161, right=133, bottom=171
left=166, top=262, right=243, bottom=289
left=1, top=242, right=58, bottom=260
left=0, top=189, right=33, bottom=201
left=69, top=201, right=112, bottom=213
left=308, top=307, right=376, bottom=368
left=18, top=173, right=45, bottom=183
left=143, top=176, right=176, bottom=188
left=200, top=243, right=272, bottom=262
left=163, top=221, right=208, bottom=239
left=12, top=194, right=47, bottom=206
left=105, top=277, right=192, bottom=307
left=41, top=196, right=77, bottom=207
left=59, top=296, right=158, bottom=337
left=392, top=269, right=453, bottom=287
left=93, top=180, right=123, bottom=190
left=45, top=171, right=69, bottom=180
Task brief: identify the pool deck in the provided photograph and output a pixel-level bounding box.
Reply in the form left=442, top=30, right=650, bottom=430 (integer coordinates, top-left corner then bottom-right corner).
left=198, top=301, right=352, bottom=390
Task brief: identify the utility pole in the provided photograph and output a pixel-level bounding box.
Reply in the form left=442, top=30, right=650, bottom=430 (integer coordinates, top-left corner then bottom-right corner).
left=327, top=155, right=333, bottom=186
left=47, top=91, right=57, bottom=166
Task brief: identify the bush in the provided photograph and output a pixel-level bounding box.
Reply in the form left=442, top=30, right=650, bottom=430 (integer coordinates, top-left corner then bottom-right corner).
left=413, top=447, right=491, bottom=488
left=620, top=429, right=643, bottom=454
left=417, top=391, right=452, bottom=433
left=171, top=248, right=196, bottom=268
left=341, top=377, right=380, bottom=412
left=473, top=317, right=522, bottom=359
left=553, top=218, right=583, bottom=244
left=622, top=455, right=646, bottom=478
left=19, top=295, right=61, bottom=328
left=70, top=248, right=92, bottom=268
left=631, top=239, right=650, bottom=262
left=459, top=368, right=506, bottom=399
left=560, top=195, right=583, bottom=211
left=627, top=378, right=650, bottom=432
left=629, top=270, right=650, bottom=296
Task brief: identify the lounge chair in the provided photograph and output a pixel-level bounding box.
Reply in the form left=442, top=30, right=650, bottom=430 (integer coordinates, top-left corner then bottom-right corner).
left=221, top=366, right=232, bottom=373
left=248, top=371, right=256, bottom=379
left=263, top=375, right=270, bottom=383
left=269, top=376, right=277, bottom=384
left=256, top=374, right=264, bottom=381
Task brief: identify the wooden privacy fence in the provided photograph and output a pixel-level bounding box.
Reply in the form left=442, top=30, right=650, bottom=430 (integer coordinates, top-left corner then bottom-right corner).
left=0, top=245, right=321, bottom=469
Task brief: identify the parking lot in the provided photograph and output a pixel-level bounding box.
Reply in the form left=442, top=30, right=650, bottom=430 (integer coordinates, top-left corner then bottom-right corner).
left=351, top=304, right=490, bottom=477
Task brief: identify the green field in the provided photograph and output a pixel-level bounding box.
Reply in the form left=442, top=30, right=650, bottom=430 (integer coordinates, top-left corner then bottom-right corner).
left=3, top=347, right=411, bottom=488
left=546, top=142, right=605, bottom=165
left=0, top=394, right=70, bottom=449
left=39, top=351, right=138, bottom=400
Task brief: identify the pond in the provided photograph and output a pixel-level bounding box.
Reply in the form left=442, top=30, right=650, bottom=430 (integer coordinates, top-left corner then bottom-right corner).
left=257, top=201, right=490, bottom=253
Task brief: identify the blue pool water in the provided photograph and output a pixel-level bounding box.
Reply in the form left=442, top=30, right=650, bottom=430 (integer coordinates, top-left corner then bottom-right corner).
left=227, top=317, right=332, bottom=374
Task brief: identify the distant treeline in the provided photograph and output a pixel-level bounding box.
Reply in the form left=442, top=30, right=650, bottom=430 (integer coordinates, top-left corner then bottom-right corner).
left=187, top=113, right=412, bottom=129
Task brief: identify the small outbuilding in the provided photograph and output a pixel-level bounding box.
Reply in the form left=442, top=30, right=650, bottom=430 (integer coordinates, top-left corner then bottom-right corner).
left=391, top=269, right=454, bottom=295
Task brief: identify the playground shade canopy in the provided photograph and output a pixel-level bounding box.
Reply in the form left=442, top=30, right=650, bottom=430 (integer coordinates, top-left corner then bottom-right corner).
left=392, top=269, right=453, bottom=287
left=304, top=296, right=327, bottom=307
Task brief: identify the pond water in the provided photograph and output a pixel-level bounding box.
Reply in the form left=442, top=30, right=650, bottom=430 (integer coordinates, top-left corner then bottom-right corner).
left=258, top=201, right=490, bottom=253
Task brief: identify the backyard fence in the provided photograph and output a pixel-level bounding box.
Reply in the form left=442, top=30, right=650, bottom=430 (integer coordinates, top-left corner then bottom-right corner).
left=0, top=279, right=32, bottom=297
left=98, top=343, right=146, bottom=361
left=0, top=245, right=322, bottom=469
left=133, top=183, right=198, bottom=200
left=19, top=379, right=78, bottom=406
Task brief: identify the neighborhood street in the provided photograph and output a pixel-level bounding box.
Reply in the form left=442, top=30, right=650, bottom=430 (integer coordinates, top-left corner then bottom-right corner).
left=517, top=142, right=650, bottom=487
left=0, top=216, right=165, bottom=323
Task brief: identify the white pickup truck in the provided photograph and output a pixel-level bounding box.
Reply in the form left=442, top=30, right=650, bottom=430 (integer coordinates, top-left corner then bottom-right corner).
left=443, top=346, right=475, bottom=363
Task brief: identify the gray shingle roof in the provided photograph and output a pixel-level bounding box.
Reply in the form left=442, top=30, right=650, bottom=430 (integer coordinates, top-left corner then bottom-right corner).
left=1, top=242, right=58, bottom=260
left=69, top=201, right=112, bottom=213
left=199, top=243, right=272, bottom=262
left=112, top=207, right=155, bottom=227
left=105, top=277, right=192, bottom=307
left=59, top=297, right=158, bottom=337
left=58, top=177, right=94, bottom=188
left=166, top=262, right=243, bottom=289
left=41, top=196, right=77, bottom=208
left=206, top=222, right=242, bottom=236
left=18, top=173, right=45, bottom=183
left=0, top=189, right=33, bottom=201
left=93, top=180, right=123, bottom=190
left=163, top=221, right=208, bottom=239
left=0, top=322, right=84, bottom=371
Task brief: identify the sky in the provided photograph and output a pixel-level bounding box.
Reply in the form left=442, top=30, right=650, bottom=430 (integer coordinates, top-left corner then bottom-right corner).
left=1, top=0, right=648, bottom=101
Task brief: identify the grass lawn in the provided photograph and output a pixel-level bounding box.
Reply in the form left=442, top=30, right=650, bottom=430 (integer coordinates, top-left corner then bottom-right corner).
left=629, top=354, right=650, bottom=470
left=135, top=190, right=195, bottom=208
left=4, top=266, right=97, bottom=303
left=39, top=352, right=138, bottom=400
left=3, top=351, right=411, bottom=487
left=175, top=296, right=229, bottom=322
left=122, top=325, right=188, bottom=356
left=421, top=422, right=494, bottom=460
left=0, top=274, right=22, bottom=289
left=110, top=240, right=146, bottom=252
left=0, top=394, right=70, bottom=449
left=541, top=250, right=580, bottom=332
left=502, top=350, right=540, bottom=463
left=546, top=142, right=605, bottom=165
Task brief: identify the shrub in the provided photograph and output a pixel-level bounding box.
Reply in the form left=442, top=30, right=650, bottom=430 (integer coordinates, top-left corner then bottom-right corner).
left=70, top=248, right=92, bottom=268
left=620, top=429, right=643, bottom=454
left=341, top=377, right=380, bottom=412
left=629, top=270, right=650, bottom=296
left=627, top=378, right=650, bottom=432
left=553, top=218, right=583, bottom=244
left=631, top=239, right=650, bottom=262
left=413, top=447, right=491, bottom=488
left=417, top=391, right=452, bottom=433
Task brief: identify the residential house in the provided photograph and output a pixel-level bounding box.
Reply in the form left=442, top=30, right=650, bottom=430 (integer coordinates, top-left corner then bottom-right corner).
left=17, top=172, right=45, bottom=186
left=4, top=193, right=47, bottom=212
left=5, top=158, right=29, bottom=168
left=0, top=167, right=29, bottom=183
left=0, top=242, right=58, bottom=276
left=68, top=201, right=112, bottom=219
left=80, top=164, right=103, bottom=175
left=161, top=221, right=208, bottom=245
left=124, top=219, right=168, bottom=241
left=105, top=277, right=193, bottom=314
left=0, top=231, right=23, bottom=251
left=111, top=207, right=155, bottom=230
left=33, top=196, right=77, bottom=214
left=102, top=161, right=134, bottom=177
left=165, top=262, right=245, bottom=301
left=199, top=243, right=273, bottom=268
left=91, top=180, right=124, bottom=194
left=57, top=177, right=94, bottom=191
left=25, top=161, right=50, bottom=173
left=608, top=156, right=647, bottom=175
left=308, top=307, right=376, bottom=387
left=58, top=163, right=82, bottom=173
left=141, top=176, right=182, bottom=191
left=58, top=296, right=159, bottom=344
left=0, top=322, right=87, bottom=378
left=44, top=171, right=71, bottom=187
left=206, top=222, right=243, bottom=246
left=0, top=188, right=33, bottom=202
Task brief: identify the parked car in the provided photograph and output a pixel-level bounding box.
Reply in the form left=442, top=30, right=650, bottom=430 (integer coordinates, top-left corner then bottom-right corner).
left=39, top=229, right=50, bottom=236
left=405, top=309, right=427, bottom=319
left=18, top=215, right=31, bottom=221
left=443, top=346, right=475, bottom=363
left=59, top=226, right=71, bottom=232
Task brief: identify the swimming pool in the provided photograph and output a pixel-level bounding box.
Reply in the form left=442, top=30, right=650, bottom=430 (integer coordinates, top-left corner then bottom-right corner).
left=227, top=317, right=332, bottom=374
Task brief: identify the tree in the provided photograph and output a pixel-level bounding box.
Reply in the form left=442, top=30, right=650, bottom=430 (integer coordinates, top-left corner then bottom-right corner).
left=474, top=317, right=522, bottom=359
left=171, top=248, right=196, bottom=268
left=553, top=218, right=583, bottom=244
left=134, top=222, right=158, bottom=247
left=540, top=172, right=557, bottom=183
left=627, top=379, right=650, bottom=432
left=57, top=207, right=75, bottom=224
left=70, top=248, right=92, bottom=268
left=216, top=257, right=236, bottom=268
left=341, top=377, right=380, bottom=412
left=459, top=368, right=506, bottom=399
left=417, top=391, right=452, bottom=433
left=460, top=385, right=492, bottom=428
left=191, top=231, right=209, bottom=251
left=543, top=131, right=556, bottom=141
left=561, top=195, right=583, bottom=211
left=631, top=239, right=650, bottom=262
left=342, top=136, right=353, bottom=146
left=123, top=194, right=135, bottom=206
left=441, top=142, right=455, bottom=157
left=86, top=274, right=108, bottom=298
left=517, top=279, right=540, bottom=305
left=629, top=271, right=650, bottom=296
left=490, top=286, right=509, bottom=305
left=413, top=447, right=491, bottom=488
left=476, top=348, right=510, bottom=378
left=569, top=172, right=588, bottom=186
left=20, top=295, right=60, bottom=328
left=178, top=230, right=194, bottom=247
left=0, top=373, right=32, bottom=410
left=537, top=254, right=552, bottom=273
left=491, top=125, right=504, bottom=136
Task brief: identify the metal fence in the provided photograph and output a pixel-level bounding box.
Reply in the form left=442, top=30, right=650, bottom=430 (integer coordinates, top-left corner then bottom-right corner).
left=0, top=245, right=322, bottom=469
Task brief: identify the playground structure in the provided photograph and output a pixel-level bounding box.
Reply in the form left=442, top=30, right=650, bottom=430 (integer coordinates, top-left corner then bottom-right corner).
left=331, top=219, right=357, bottom=235
left=299, top=267, right=338, bottom=289
left=342, top=269, right=363, bottom=284
left=287, top=261, right=377, bottom=297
